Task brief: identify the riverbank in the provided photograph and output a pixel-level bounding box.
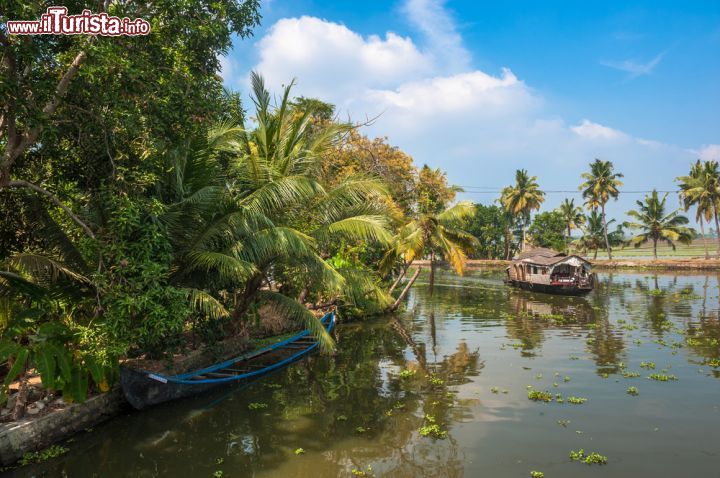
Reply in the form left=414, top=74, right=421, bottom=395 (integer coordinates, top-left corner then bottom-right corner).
left=0, top=307, right=313, bottom=468
left=411, top=258, right=720, bottom=270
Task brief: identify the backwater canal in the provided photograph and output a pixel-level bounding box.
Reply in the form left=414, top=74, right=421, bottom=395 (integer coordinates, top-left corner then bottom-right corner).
left=14, top=269, right=720, bottom=477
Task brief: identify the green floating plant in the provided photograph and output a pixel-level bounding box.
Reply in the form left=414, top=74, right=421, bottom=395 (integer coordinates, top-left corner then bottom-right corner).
left=248, top=402, right=268, bottom=410
left=419, top=424, right=448, bottom=439
left=527, top=390, right=553, bottom=402
left=648, top=373, right=677, bottom=381
left=19, top=445, right=69, bottom=465
left=640, top=361, right=655, bottom=370
left=570, top=449, right=608, bottom=465
left=567, top=396, right=587, bottom=404
left=399, top=369, right=416, bottom=379
left=627, top=386, right=639, bottom=396
left=294, top=448, right=305, bottom=455
left=530, top=471, right=544, bottom=478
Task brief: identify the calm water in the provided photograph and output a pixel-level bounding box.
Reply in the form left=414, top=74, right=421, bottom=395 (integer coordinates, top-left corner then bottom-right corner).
left=14, top=269, right=720, bottom=477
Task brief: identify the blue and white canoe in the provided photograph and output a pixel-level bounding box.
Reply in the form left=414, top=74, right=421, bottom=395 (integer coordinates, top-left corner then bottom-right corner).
left=120, top=310, right=337, bottom=410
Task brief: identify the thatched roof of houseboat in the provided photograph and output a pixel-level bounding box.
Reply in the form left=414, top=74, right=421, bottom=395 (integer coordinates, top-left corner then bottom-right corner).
left=512, top=248, right=590, bottom=267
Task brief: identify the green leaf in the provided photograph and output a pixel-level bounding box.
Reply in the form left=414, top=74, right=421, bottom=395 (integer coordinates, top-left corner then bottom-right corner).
left=49, top=343, right=72, bottom=382
left=3, top=348, right=29, bottom=388
left=0, top=341, right=20, bottom=363
left=64, top=368, right=88, bottom=403
left=35, top=347, right=57, bottom=389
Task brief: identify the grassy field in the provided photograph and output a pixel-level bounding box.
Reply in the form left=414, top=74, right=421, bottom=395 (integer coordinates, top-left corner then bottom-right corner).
left=581, top=238, right=719, bottom=259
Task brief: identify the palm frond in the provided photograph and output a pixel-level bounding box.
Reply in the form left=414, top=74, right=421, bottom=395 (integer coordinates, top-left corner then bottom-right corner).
left=256, top=290, right=335, bottom=353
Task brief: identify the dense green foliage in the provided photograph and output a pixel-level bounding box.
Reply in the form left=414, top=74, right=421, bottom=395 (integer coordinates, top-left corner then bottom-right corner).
left=0, top=2, right=480, bottom=411
left=461, top=204, right=511, bottom=259
left=528, top=211, right=567, bottom=251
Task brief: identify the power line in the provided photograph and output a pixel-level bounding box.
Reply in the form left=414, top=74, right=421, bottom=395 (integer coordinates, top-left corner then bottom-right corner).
left=458, top=188, right=679, bottom=195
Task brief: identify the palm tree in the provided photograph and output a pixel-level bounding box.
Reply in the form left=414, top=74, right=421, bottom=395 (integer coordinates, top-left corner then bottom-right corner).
left=624, top=190, right=695, bottom=259
left=574, top=210, right=625, bottom=259
left=156, top=73, right=395, bottom=350
left=580, top=159, right=623, bottom=260
left=557, top=198, right=585, bottom=253
left=501, top=169, right=545, bottom=251
left=383, top=201, right=479, bottom=295
left=677, top=160, right=719, bottom=258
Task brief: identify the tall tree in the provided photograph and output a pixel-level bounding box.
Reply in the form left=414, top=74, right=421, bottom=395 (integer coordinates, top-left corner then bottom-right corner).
left=624, top=190, right=695, bottom=259
left=528, top=211, right=567, bottom=251
left=500, top=169, right=545, bottom=251
left=677, top=160, right=719, bottom=258
left=383, top=201, right=479, bottom=292
left=557, top=198, right=585, bottom=252
left=580, top=159, right=623, bottom=260
left=1, top=1, right=261, bottom=255
left=574, top=210, right=625, bottom=259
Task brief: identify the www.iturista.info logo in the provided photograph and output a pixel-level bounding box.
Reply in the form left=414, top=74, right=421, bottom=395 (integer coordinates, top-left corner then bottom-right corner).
left=5, top=6, right=151, bottom=36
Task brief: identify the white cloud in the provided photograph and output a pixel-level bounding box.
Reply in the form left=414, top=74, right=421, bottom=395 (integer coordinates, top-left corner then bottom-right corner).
left=402, top=0, right=470, bottom=72
left=571, top=120, right=628, bottom=141
left=219, top=55, right=235, bottom=80
left=252, top=16, right=431, bottom=102
left=240, top=2, right=714, bottom=221
left=693, top=144, right=720, bottom=161
left=600, top=51, right=665, bottom=77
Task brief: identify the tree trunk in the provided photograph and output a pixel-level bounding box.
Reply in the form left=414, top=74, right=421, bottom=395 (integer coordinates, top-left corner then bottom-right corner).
left=389, top=261, right=410, bottom=295
left=566, top=225, right=572, bottom=253
left=428, top=252, right=435, bottom=295
left=11, top=373, right=29, bottom=421
left=391, top=267, right=421, bottom=311
left=593, top=247, right=598, bottom=260
left=601, top=203, right=612, bottom=260
left=714, top=202, right=720, bottom=258
left=700, top=219, right=708, bottom=259
left=653, top=238, right=658, bottom=259
left=521, top=217, right=526, bottom=251
left=504, top=227, right=511, bottom=260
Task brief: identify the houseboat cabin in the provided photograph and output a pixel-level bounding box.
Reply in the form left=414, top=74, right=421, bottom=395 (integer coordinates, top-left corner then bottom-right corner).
left=505, top=248, right=594, bottom=296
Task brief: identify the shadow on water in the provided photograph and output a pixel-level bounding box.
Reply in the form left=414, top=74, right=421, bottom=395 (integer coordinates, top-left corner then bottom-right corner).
left=12, top=268, right=720, bottom=477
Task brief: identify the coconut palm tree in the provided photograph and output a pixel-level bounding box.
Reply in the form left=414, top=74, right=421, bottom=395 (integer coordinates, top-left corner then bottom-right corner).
left=557, top=198, right=585, bottom=253
left=580, top=159, right=623, bottom=260
left=624, top=190, right=695, bottom=259
left=159, top=73, right=395, bottom=350
left=677, top=160, right=719, bottom=258
left=382, top=201, right=479, bottom=294
left=574, top=210, right=625, bottom=259
left=501, top=169, right=545, bottom=251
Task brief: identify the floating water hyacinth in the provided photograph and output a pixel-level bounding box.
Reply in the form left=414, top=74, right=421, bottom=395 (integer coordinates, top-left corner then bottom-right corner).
left=399, top=369, right=416, bottom=378
left=567, top=396, right=587, bottom=404
left=528, top=390, right=553, bottom=402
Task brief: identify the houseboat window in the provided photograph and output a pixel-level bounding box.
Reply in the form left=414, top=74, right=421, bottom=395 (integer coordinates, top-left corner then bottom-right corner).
left=532, top=266, right=538, bottom=274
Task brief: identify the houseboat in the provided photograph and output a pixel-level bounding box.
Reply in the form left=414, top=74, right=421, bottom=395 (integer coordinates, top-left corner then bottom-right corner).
left=505, top=248, right=594, bottom=296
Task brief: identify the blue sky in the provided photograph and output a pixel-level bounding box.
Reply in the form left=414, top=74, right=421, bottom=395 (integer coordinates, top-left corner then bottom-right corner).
left=223, top=0, right=720, bottom=221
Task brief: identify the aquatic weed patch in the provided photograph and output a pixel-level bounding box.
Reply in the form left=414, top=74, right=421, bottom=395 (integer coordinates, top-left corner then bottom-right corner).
left=19, top=445, right=69, bottom=465
left=648, top=373, right=678, bottom=381
left=626, top=386, right=639, bottom=396
left=527, top=390, right=553, bottom=402
left=570, top=449, right=608, bottom=465
left=399, top=369, right=416, bottom=378
left=567, top=396, right=588, bottom=404
left=419, top=423, right=448, bottom=438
